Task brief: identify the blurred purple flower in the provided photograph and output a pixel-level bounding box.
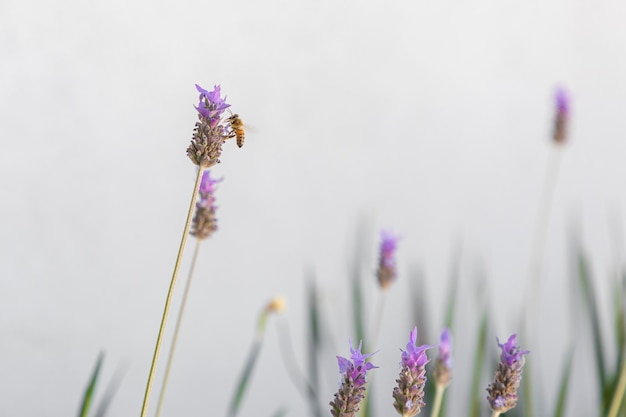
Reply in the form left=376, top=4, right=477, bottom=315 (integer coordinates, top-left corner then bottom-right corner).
left=190, top=169, right=222, bottom=239
left=377, top=229, right=400, bottom=289
left=553, top=86, right=570, bottom=144
left=393, top=327, right=432, bottom=417
left=330, top=340, right=377, bottom=417
left=486, top=333, right=530, bottom=414
left=433, top=328, right=453, bottom=387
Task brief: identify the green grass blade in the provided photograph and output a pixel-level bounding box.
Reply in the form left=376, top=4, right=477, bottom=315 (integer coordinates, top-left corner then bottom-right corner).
left=615, top=273, right=626, bottom=381
left=469, top=310, right=488, bottom=417
left=576, top=250, right=607, bottom=393
left=552, top=348, right=574, bottom=417
left=306, top=274, right=323, bottom=417
left=78, top=352, right=104, bottom=417
left=93, top=361, right=127, bottom=417
left=270, top=406, right=288, bottom=417
left=227, top=339, right=263, bottom=417
left=351, top=262, right=365, bottom=345
left=443, top=243, right=462, bottom=330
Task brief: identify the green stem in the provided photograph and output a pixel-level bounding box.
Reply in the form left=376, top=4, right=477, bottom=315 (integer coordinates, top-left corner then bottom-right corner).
left=369, top=291, right=387, bottom=350
left=139, top=166, right=207, bottom=417
left=607, top=357, right=626, bottom=417
left=154, top=238, right=204, bottom=417
left=430, top=384, right=445, bottom=417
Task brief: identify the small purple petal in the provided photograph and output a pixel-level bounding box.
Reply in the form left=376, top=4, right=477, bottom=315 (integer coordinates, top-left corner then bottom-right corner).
left=439, top=328, right=453, bottom=369
left=555, top=86, right=570, bottom=115
left=497, top=334, right=530, bottom=367
left=401, top=327, right=432, bottom=368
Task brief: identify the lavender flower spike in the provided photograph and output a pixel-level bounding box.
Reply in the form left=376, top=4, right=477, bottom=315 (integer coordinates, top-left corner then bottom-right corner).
left=190, top=170, right=222, bottom=239
left=393, top=327, right=432, bottom=417
left=486, top=334, right=530, bottom=414
left=552, top=86, right=570, bottom=145
left=433, top=328, right=453, bottom=387
left=187, top=84, right=233, bottom=168
left=330, top=340, right=377, bottom=417
left=377, top=229, right=400, bottom=290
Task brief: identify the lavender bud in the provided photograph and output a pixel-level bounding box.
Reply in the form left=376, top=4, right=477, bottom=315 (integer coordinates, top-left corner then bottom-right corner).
left=187, top=84, right=232, bottom=168
left=330, top=340, right=377, bottom=417
left=392, top=327, right=432, bottom=417
left=552, top=87, right=570, bottom=145
left=377, top=230, right=400, bottom=290
left=190, top=170, right=221, bottom=239
left=432, top=328, right=453, bottom=387
left=486, top=334, right=530, bottom=414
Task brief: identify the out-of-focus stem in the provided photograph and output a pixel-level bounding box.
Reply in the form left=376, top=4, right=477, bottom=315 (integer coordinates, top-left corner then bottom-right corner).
left=607, top=357, right=626, bottom=417
left=527, top=147, right=563, bottom=331
left=370, top=291, right=387, bottom=350
left=523, top=147, right=563, bottom=417
left=490, top=412, right=501, bottom=417
left=154, top=238, right=204, bottom=417
left=430, top=384, right=445, bottom=417
left=139, top=166, right=208, bottom=417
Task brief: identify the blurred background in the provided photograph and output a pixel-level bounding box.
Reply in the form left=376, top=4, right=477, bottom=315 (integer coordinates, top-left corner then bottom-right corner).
left=1, top=0, right=625, bottom=416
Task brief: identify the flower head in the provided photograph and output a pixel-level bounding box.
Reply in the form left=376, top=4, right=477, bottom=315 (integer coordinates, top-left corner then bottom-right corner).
left=433, top=328, right=453, bottom=387
left=552, top=86, right=570, bottom=144
left=330, top=340, right=377, bottom=417
left=486, top=334, right=530, bottom=414
left=194, top=84, right=231, bottom=124
left=377, top=229, right=400, bottom=290
left=393, top=327, right=432, bottom=417
left=190, top=169, right=222, bottom=239
left=187, top=84, right=235, bottom=168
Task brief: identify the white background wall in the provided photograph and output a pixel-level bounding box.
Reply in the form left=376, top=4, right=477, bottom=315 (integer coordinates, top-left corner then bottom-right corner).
left=1, top=0, right=625, bottom=416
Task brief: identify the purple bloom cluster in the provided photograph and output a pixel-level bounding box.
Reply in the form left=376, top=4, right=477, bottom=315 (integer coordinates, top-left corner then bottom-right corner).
left=553, top=86, right=570, bottom=144
left=377, top=230, right=400, bottom=289
left=433, top=328, right=453, bottom=387
left=393, top=327, right=431, bottom=417
left=187, top=84, right=235, bottom=168
left=190, top=169, right=221, bottom=239
left=330, top=340, right=377, bottom=417
left=194, top=84, right=231, bottom=127
left=486, top=334, right=529, bottom=414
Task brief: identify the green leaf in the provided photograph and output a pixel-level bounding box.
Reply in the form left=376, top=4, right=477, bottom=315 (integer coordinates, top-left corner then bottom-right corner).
left=552, top=348, right=574, bottom=417
left=78, top=352, right=104, bottom=417
left=576, top=250, right=607, bottom=396
left=227, top=339, right=263, bottom=417
left=306, top=274, right=323, bottom=417
left=469, top=310, right=488, bottom=417
left=269, top=406, right=288, bottom=417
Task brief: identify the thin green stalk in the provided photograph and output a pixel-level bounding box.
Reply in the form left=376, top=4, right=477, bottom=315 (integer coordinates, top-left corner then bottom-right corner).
left=369, top=291, right=387, bottom=350
left=524, top=147, right=564, bottom=417
left=139, top=166, right=207, bottom=417
left=275, top=316, right=315, bottom=399
left=430, top=384, right=445, bottom=417
left=154, top=238, right=204, bottom=417
left=78, top=353, right=104, bottom=417
left=527, top=148, right=563, bottom=324
left=607, top=358, right=626, bottom=417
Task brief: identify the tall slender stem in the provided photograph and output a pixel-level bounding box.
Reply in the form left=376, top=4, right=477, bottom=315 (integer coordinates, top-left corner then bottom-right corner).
left=139, top=166, right=207, bottom=417
left=370, top=291, right=387, bottom=350
left=523, top=147, right=563, bottom=417
left=607, top=355, right=626, bottom=417
left=526, top=147, right=563, bottom=332
left=430, top=384, right=445, bottom=417
left=154, top=238, right=204, bottom=417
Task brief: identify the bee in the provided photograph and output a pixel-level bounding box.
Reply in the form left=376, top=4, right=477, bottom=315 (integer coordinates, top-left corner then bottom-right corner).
left=227, top=113, right=245, bottom=148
